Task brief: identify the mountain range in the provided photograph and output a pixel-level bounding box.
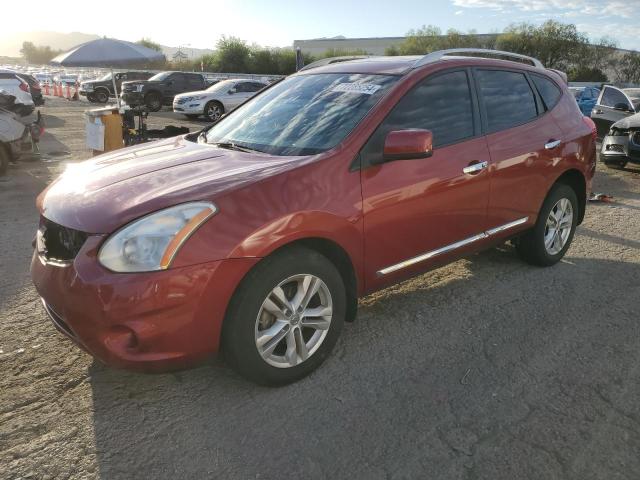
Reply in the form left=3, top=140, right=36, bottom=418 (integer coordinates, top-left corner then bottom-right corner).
left=0, top=31, right=214, bottom=60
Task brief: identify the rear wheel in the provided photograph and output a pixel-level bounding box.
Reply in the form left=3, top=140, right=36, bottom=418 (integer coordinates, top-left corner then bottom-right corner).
left=145, top=92, right=162, bottom=112
left=223, top=246, right=346, bottom=386
left=516, top=183, right=578, bottom=266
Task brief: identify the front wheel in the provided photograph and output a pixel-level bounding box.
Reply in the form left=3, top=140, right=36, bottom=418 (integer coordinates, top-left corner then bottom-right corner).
left=204, top=101, right=224, bottom=122
left=222, top=247, right=346, bottom=386
left=516, top=183, right=578, bottom=266
left=145, top=92, right=162, bottom=112
left=94, top=89, right=109, bottom=103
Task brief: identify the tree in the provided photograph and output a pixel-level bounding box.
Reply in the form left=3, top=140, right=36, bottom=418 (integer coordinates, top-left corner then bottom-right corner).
left=20, top=41, right=62, bottom=64
left=214, top=36, right=251, bottom=73
left=496, top=20, right=588, bottom=70
left=137, top=38, right=163, bottom=52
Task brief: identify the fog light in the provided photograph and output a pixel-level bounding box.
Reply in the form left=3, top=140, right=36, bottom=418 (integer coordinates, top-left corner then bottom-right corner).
left=104, top=325, right=139, bottom=351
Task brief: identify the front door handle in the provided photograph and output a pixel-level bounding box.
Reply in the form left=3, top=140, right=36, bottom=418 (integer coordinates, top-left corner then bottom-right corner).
left=462, top=160, right=488, bottom=175
left=545, top=139, right=562, bottom=150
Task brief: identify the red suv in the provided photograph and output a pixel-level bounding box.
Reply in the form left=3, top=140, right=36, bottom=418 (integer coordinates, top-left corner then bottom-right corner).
left=31, top=50, right=596, bottom=385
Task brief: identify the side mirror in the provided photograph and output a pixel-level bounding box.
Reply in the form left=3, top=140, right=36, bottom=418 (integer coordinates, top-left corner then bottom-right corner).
left=613, top=102, right=630, bottom=112
left=382, top=129, right=433, bottom=162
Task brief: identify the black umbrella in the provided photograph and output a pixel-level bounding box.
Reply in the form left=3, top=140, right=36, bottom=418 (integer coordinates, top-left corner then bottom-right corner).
left=51, top=38, right=165, bottom=107
left=51, top=37, right=165, bottom=67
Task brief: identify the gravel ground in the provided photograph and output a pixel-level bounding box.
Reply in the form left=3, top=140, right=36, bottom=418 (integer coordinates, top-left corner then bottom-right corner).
left=1, top=97, right=639, bottom=480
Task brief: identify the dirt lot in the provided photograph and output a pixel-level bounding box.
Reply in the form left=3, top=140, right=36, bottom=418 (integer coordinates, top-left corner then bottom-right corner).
left=1, top=97, right=639, bottom=480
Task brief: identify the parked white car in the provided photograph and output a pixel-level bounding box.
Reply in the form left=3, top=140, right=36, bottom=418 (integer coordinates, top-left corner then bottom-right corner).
left=0, top=69, right=35, bottom=116
left=173, top=79, right=267, bottom=121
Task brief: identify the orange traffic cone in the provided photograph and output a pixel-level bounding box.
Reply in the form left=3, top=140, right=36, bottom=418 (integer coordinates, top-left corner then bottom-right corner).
left=44, top=83, right=49, bottom=96
left=55, top=83, right=61, bottom=97
left=66, top=84, right=71, bottom=99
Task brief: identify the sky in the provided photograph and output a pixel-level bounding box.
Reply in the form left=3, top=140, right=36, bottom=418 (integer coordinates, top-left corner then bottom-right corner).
left=3, top=0, right=639, bottom=51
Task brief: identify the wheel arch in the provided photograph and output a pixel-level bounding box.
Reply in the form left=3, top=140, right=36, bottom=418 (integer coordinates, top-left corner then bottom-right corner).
left=553, top=169, right=587, bottom=224
left=267, top=237, right=358, bottom=322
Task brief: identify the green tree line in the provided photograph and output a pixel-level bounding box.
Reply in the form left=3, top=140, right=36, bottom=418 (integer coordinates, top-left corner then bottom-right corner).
left=19, top=21, right=640, bottom=83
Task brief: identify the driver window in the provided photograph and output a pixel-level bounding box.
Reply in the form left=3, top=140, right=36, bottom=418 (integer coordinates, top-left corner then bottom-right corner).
left=360, top=70, right=475, bottom=167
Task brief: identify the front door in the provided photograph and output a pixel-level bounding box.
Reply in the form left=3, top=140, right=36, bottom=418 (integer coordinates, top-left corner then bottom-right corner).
left=592, top=86, right=635, bottom=138
left=360, top=69, right=491, bottom=291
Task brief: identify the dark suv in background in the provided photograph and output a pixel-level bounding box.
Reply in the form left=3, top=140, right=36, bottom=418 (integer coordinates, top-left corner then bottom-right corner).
left=80, top=71, right=153, bottom=103
left=121, top=71, right=209, bottom=111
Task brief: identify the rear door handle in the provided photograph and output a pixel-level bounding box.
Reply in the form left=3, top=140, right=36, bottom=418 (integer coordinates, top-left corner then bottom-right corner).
left=545, top=139, right=562, bottom=150
left=462, top=161, right=488, bottom=174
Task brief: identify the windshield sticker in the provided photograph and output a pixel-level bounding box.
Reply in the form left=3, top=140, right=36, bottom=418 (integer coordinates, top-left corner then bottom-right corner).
left=331, top=83, right=382, bottom=95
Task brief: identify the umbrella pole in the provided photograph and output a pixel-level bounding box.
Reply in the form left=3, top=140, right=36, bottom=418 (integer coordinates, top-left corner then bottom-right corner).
left=111, top=68, right=121, bottom=109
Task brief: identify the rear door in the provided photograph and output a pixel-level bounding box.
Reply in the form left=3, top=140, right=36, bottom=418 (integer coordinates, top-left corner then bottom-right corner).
left=476, top=69, right=563, bottom=230
left=360, top=69, right=491, bottom=291
left=592, top=86, right=636, bottom=138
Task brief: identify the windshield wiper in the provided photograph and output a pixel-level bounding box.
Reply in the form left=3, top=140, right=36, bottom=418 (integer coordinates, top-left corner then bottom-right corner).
left=211, top=142, right=263, bottom=153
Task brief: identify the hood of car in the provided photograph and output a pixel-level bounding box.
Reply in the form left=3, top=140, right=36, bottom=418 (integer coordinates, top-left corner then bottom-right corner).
left=611, top=112, right=640, bottom=130
left=37, top=136, right=307, bottom=233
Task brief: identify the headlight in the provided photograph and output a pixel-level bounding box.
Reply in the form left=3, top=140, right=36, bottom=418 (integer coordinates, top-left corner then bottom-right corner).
left=84, top=83, right=94, bottom=91
left=98, top=202, right=217, bottom=272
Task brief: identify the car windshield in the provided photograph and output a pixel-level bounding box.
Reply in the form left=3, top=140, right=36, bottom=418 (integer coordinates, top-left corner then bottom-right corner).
left=98, top=73, right=112, bottom=81
left=149, top=72, right=171, bottom=81
left=206, top=80, right=234, bottom=93
left=204, top=73, right=398, bottom=156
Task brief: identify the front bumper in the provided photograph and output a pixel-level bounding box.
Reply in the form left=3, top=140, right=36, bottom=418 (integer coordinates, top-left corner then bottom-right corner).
left=601, top=134, right=640, bottom=164
left=121, top=91, right=145, bottom=107
left=31, top=234, right=259, bottom=372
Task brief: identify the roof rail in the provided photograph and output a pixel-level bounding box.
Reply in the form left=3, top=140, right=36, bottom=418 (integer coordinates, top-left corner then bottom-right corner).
left=298, top=55, right=372, bottom=72
left=414, top=49, right=544, bottom=69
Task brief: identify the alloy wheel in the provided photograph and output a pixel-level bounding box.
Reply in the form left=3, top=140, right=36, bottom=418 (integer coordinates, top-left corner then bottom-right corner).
left=206, top=103, right=222, bottom=121
left=544, top=198, right=573, bottom=255
left=254, top=274, right=333, bottom=368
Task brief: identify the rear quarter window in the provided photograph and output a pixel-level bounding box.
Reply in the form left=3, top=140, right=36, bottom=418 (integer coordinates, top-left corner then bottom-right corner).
left=531, top=74, right=562, bottom=110
left=476, top=69, right=538, bottom=133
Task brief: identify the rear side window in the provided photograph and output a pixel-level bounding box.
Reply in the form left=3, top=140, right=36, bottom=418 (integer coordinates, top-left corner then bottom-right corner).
left=531, top=74, right=561, bottom=110
left=476, top=70, right=538, bottom=132
left=600, top=87, right=631, bottom=109
left=361, top=70, right=475, bottom=165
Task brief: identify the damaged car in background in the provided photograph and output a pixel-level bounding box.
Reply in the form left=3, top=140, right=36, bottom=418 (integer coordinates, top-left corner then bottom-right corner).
left=600, top=112, right=640, bottom=169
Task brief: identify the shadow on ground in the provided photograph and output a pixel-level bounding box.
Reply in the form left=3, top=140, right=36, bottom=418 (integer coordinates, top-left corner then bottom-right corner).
left=89, top=251, right=640, bottom=480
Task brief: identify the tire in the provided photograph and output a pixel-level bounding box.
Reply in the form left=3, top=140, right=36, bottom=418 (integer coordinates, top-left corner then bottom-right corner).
left=516, top=183, right=578, bottom=267
left=0, top=145, right=9, bottom=176
left=87, top=93, right=97, bottom=103
left=94, top=89, right=109, bottom=103
left=145, top=92, right=162, bottom=112
left=204, top=101, right=224, bottom=122
left=185, top=114, right=200, bottom=120
left=222, top=246, right=346, bottom=386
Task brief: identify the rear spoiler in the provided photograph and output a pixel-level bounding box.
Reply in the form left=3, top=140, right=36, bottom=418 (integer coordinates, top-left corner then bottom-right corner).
left=547, top=69, right=568, bottom=85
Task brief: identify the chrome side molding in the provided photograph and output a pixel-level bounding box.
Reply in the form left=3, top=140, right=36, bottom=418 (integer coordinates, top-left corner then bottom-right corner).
left=376, top=217, right=529, bottom=276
